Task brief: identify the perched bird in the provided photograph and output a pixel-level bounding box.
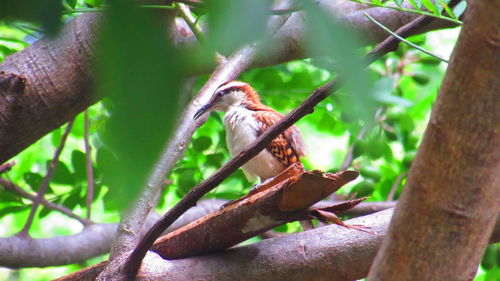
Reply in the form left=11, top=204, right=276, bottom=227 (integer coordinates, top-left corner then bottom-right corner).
left=194, top=81, right=305, bottom=182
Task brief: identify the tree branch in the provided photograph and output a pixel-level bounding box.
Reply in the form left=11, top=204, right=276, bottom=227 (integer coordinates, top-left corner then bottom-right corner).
left=0, top=1, right=460, bottom=163
left=124, top=10, right=450, bottom=277
left=53, top=209, right=500, bottom=281
left=0, top=199, right=224, bottom=268
left=0, top=178, right=91, bottom=225
left=119, top=1, right=296, bottom=276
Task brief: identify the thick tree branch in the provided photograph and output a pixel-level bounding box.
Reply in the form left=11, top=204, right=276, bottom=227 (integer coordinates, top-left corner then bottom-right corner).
left=368, top=0, right=500, bottom=280
left=0, top=1, right=459, bottom=163
left=125, top=10, right=449, bottom=277
left=53, top=209, right=500, bottom=281
left=0, top=199, right=224, bottom=268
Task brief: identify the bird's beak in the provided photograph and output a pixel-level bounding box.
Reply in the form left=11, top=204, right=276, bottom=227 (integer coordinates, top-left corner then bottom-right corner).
left=193, top=104, right=212, bottom=120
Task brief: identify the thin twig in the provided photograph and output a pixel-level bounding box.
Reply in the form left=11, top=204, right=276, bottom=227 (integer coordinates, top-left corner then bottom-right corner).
left=0, top=178, right=91, bottom=225
left=84, top=110, right=94, bottom=220
left=340, top=125, right=369, bottom=171
left=19, top=119, right=75, bottom=236
left=175, top=3, right=204, bottom=42
left=123, top=12, right=442, bottom=277
left=387, top=173, right=405, bottom=202
left=364, top=13, right=448, bottom=63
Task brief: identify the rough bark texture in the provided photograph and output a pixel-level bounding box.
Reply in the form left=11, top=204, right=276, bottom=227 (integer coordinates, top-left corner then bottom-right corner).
left=368, top=0, right=500, bottom=280
left=0, top=1, right=458, bottom=163
left=54, top=209, right=500, bottom=281
left=152, top=167, right=358, bottom=260
left=0, top=14, right=98, bottom=162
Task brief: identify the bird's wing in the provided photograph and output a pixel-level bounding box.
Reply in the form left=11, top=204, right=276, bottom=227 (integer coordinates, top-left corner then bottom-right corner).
left=254, top=110, right=306, bottom=167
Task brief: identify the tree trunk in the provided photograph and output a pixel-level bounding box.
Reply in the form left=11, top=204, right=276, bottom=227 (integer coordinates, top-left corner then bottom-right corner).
left=367, top=0, right=500, bottom=280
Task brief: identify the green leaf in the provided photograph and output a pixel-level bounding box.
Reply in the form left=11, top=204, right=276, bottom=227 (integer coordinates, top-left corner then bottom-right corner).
left=303, top=0, right=373, bottom=121
left=38, top=206, right=51, bottom=218
left=412, top=73, right=431, bottom=85
left=351, top=180, right=375, bottom=197
left=438, top=0, right=457, bottom=18
left=206, top=0, right=270, bottom=54
left=175, top=167, right=198, bottom=196
left=0, top=205, right=27, bottom=219
left=408, top=0, right=422, bottom=9
left=98, top=0, right=184, bottom=209
left=452, top=1, right=467, bottom=18
left=206, top=153, right=225, bottom=167
left=71, top=150, right=87, bottom=182
left=65, top=0, right=77, bottom=10
left=62, top=190, right=81, bottom=210
left=481, top=245, right=497, bottom=270
left=49, top=161, right=75, bottom=185
left=421, top=0, right=439, bottom=15
left=24, top=172, right=43, bottom=191
left=192, top=136, right=212, bottom=151
left=392, top=0, right=404, bottom=7
left=85, top=0, right=103, bottom=7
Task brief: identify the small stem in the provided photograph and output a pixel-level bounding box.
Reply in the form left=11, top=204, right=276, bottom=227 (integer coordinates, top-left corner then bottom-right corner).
left=175, top=3, right=205, bottom=43
left=19, top=119, right=76, bottom=235
left=364, top=13, right=449, bottom=63
left=0, top=178, right=91, bottom=225
left=84, top=110, right=94, bottom=220
left=387, top=173, right=405, bottom=201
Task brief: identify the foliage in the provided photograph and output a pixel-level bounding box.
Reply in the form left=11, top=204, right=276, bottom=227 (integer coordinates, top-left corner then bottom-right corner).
left=344, top=0, right=466, bottom=25
left=0, top=0, right=497, bottom=280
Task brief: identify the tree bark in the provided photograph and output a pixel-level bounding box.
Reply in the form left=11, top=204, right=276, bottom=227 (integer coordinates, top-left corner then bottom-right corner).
left=0, top=199, right=224, bottom=268
left=54, top=209, right=500, bottom=281
left=367, top=0, right=500, bottom=280
left=0, top=1, right=458, bottom=163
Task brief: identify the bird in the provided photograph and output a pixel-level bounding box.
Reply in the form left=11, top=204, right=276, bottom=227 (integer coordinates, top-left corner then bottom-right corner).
left=193, top=81, right=305, bottom=182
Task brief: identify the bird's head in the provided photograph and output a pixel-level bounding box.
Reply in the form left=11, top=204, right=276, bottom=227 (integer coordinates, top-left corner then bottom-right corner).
left=194, top=81, right=261, bottom=120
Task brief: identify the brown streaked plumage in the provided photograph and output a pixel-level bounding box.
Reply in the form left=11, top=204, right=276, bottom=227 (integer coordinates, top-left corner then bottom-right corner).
left=194, top=81, right=306, bottom=182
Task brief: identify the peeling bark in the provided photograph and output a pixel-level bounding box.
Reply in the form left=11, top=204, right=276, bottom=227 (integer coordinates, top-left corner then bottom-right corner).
left=54, top=209, right=500, bottom=281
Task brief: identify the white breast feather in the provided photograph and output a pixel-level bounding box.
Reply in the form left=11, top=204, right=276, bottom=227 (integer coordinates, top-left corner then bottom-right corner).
left=224, top=108, right=284, bottom=182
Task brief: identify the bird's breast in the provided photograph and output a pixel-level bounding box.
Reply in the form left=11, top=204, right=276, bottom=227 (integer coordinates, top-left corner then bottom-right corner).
left=224, top=108, right=260, bottom=156
left=223, top=108, right=284, bottom=182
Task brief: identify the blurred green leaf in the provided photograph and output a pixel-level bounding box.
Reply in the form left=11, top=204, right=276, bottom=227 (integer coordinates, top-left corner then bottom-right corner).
left=65, top=0, right=77, bottom=10
left=206, top=153, right=225, bottom=167
left=85, top=0, right=103, bottom=7
left=1, top=0, right=63, bottom=35
left=38, top=206, right=51, bottom=218
left=351, top=180, right=375, bottom=197
left=206, top=0, right=270, bottom=54
left=421, top=0, right=439, bottom=15
left=412, top=73, right=431, bottom=85
left=49, top=160, right=75, bottom=185
left=24, top=172, right=55, bottom=194
left=192, top=136, right=212, bottom=151
left=97, top=0, right=184, bottom=209
left=0, top=205, right=27, bottom=219
left=482, top=245, right=497, bottom=270
left=175, top=167, right=198, bottom=196
left=71, top=150, right=87, bottom=182
left=303, top=0, right=374, bottom=121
